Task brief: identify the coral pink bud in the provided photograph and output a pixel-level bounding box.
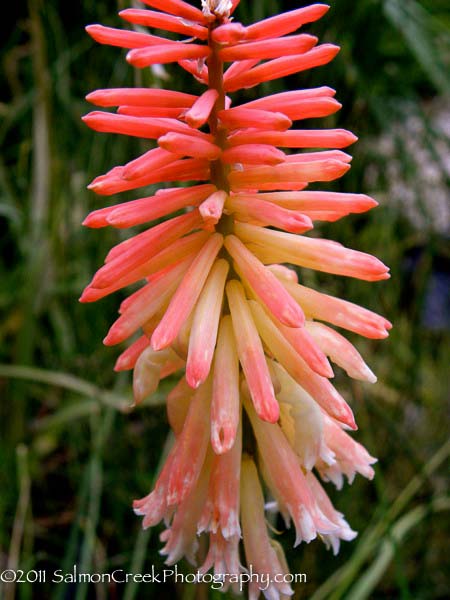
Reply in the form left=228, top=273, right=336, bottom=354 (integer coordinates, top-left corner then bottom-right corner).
left=199, top=190, right=227, bottom=227
left=151, top=234, right=224, bottom=351
left=160, top=456, right=212, bottom=565
left=285, top=150, right=352, bottom=164
left=218, top=107, right=292, bottom=131
left=83, top=188, right=211, bottom=228
left=82, top=205, right=120, bottom=229
left=166, top=381, right=212, bottom=506
left=103, top=258, right=193, bottom=346
left=186, top=259, right=229, bottom=388
left=114, top=335, right=150, bottom=372
left=93, top=210, right=202, bottom=288
left=91, top=159, right=210, bottom=196
left=281, top=96, right=342, bottom=120
left=86, top=160, right=208, bottom=196
left=86, top=166, right=125, bottom=195
left=241, top=86, right=336, bottom=110
left=119, top=9, right=208, bottom=39
left=78, top=286, right=111, bottom=304
left=122, top=147, right=176, bottom=181
left=255, top=181, right=309, bottom=191
left=105, top=208, right=199, bottom=264
left=236, top=222, right=390, bottom=281
left=241, top=190, right=377, bottom=214
left=303, top=210, right=344, bottom=222
left=226, top=280, right=279, bottom=423
left=211, top=316, right=240, bottom=455
left=228, top=128, right=358, bottom=149
left=199, top=421, right=242, bottom=538
left=240, top=455, right=295, bottom=598
left=271, top=275, right=392, bottom=339
left=249, top=301, right=357, bottom=429
left=85, top=24, right=177, bottom=49
left=233, top=99, right=344, bottom=129
left=158, top=131, right=221, bottom=160
left=149, top=158, right=210, bottom=187
left=142, top=315, right=168, bottom=343
left=223, top=59, right=259, bottom=83
left=306, top=321, right=377, bottom=383
left=226, top=193, right=313, bottom=233
left=225, top=235, right=306, bottom=327
left=267, top=264, right=298, bottom=283
left=114, top=266, right=176, bottom=318
left=82, top=112, right=210, bottom=141
left=117, top=105, right=183, bottom=118
left=126, top=44, right=210, bottom=68
left=120, top=231, right=209, bottom=286
left=105, top=184, right=216, bottom=229
left=139, top=0, right=207, bottom=24
left=133, top=444, right=178, bottom=527
left=86, top=87, right=197, bottom=108
left=245, top=4, right=330, bottom=40
left=225, top=44, right=340, bottom=91
left=272, top=318, right=334, bottom=379
left=211, top=22, right=247, bottom=44
left=219, top=33, right=318, bottom=61
left=178, top=59, right=209, bottom=84
left=183, top=89, right=219, bottom=128
left=221, top=144, right=285, bottom=166
left=229, top=160, right=350, bottom=190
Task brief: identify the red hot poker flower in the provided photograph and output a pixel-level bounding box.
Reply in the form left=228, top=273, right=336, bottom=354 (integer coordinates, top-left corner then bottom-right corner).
left=82, top=0, right=390, bottom=595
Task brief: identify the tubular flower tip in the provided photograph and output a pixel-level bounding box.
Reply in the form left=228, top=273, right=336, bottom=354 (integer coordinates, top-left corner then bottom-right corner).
left=83, top=0, right=390, bottom=594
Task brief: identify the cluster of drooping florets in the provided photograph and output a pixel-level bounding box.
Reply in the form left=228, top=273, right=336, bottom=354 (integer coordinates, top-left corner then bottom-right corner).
left=82, top=0, right=390, bottom=597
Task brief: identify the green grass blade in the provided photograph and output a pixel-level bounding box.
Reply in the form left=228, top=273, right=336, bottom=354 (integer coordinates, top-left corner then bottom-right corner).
left=383, top=0, right=450, bottom=94
left=347, top=496, right=450, bottom=600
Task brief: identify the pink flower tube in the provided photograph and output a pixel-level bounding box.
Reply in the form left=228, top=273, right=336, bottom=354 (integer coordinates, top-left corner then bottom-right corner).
left=82, top=0, right=390, bottom=593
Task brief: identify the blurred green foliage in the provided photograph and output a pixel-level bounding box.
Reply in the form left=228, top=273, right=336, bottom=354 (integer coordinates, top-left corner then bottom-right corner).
left=0, top=0, right=449, bottom=598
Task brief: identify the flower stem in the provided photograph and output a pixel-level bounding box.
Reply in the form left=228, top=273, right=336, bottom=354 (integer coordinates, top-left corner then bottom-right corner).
left=207, top=29, right=234, bottom=236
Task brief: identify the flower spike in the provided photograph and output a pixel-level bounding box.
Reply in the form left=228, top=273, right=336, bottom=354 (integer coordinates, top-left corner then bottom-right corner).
left=83, top=0, right=390, bottom=593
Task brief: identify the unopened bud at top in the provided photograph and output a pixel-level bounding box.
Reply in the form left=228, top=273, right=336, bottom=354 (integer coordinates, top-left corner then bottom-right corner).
left=202, top=0, right=233, bottom=19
